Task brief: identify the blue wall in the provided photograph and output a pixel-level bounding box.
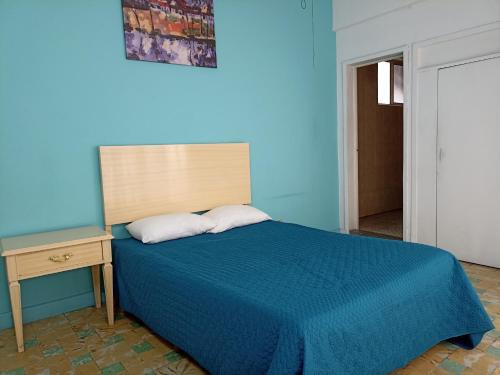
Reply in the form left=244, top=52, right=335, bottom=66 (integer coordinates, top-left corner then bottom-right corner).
left=0, top=0, right=338, bottom=329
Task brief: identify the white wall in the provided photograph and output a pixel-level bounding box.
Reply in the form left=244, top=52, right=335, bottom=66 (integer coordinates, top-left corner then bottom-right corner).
left=334, top=0, right=500, bottom=60
left=334, top=0, right=500, bottom=243
left=333, top=0, right=423, bottom=31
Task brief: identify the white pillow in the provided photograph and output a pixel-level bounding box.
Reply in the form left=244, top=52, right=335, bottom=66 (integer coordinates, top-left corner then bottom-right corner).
left=203, top=205, right=271, bottom=234
left=126, top=213, right=216, bottom=244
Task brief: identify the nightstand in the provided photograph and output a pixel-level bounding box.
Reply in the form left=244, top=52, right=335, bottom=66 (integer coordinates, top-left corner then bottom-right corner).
left=0, top=226, right=114, bottom=352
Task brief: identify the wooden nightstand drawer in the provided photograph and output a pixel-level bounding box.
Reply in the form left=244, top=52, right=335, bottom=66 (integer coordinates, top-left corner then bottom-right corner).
left=16, top=241, right=103, bottom=279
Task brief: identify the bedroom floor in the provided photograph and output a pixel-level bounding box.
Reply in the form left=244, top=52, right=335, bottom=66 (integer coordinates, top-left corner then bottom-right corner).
left=0, top=263, right=498, bottom=375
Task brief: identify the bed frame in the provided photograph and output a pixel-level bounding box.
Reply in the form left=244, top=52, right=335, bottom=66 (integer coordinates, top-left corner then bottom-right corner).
left=99, top=143, right=251, bottom=232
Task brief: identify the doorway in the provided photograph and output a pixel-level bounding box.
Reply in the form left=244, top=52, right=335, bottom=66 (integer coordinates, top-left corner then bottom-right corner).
left=352, top=57, right=404, bottom=239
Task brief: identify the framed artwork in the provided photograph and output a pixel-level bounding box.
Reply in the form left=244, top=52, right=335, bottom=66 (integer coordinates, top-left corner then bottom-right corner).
left=122, top=0, right=217, bottom=68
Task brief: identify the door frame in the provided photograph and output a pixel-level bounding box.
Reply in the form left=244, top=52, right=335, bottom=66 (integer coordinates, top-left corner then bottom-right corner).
left=338, top=45, right=412, bottom=240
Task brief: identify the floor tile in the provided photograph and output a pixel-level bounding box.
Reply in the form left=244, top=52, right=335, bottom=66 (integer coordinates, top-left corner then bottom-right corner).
left=71, top=352, right=94, bottom=367
left=132, top=341, right=154, bottom=354
left=101, top=362, right=125, bottom=375
left=1, top=369, right=25, bottom=375
left=439, top=358, right=466, bottom=374
left=41, top=344, right=64, bottom=358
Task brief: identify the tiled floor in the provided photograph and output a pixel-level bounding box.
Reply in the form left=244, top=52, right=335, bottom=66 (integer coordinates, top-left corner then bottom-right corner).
left=359, top=209, right=404, bottom=239
left=0, top=262, right=498, bottom=375
left=0, top=309, right=205, bottom=375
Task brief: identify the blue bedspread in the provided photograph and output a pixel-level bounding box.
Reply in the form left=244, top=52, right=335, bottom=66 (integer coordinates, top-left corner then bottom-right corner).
left=112, top=221, right=493, bottom=374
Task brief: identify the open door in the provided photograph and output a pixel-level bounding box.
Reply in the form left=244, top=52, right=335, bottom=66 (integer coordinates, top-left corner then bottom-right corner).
left=353, top=58, right=404, bottom=239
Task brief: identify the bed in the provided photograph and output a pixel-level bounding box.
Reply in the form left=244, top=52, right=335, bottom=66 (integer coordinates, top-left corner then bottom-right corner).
left=100, top=143, right=493, bottom=375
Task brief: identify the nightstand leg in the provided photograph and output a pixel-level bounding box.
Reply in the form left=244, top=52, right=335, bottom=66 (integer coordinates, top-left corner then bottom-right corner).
left=91, top=265, right=101, bottom=308
left=103, top=263, right=114, bottom=326
left=9, top=281, right=24, bottom=352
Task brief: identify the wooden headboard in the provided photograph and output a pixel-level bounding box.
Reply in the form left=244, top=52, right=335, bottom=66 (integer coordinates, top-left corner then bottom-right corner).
left=99, top=143, right=251, bottom=230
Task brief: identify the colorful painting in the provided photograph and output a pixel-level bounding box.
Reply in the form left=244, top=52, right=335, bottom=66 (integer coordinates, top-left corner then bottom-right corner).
left=122, top=0, right=217, bottom=68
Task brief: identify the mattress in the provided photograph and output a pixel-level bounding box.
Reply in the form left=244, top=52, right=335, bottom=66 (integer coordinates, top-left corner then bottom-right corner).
left=112, top=221, right=493, bottom=374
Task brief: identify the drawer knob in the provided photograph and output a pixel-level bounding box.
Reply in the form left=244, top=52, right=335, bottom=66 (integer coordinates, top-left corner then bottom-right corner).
left=48, top=253, right=73, bottom=263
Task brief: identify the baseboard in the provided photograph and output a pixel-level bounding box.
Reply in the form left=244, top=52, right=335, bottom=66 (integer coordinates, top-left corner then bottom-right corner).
left=0, top=292, right=97, bottom=330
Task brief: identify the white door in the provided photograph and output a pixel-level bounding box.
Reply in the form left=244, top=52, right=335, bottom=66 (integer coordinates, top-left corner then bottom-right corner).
left=437, top=56, right=500, bottom=268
